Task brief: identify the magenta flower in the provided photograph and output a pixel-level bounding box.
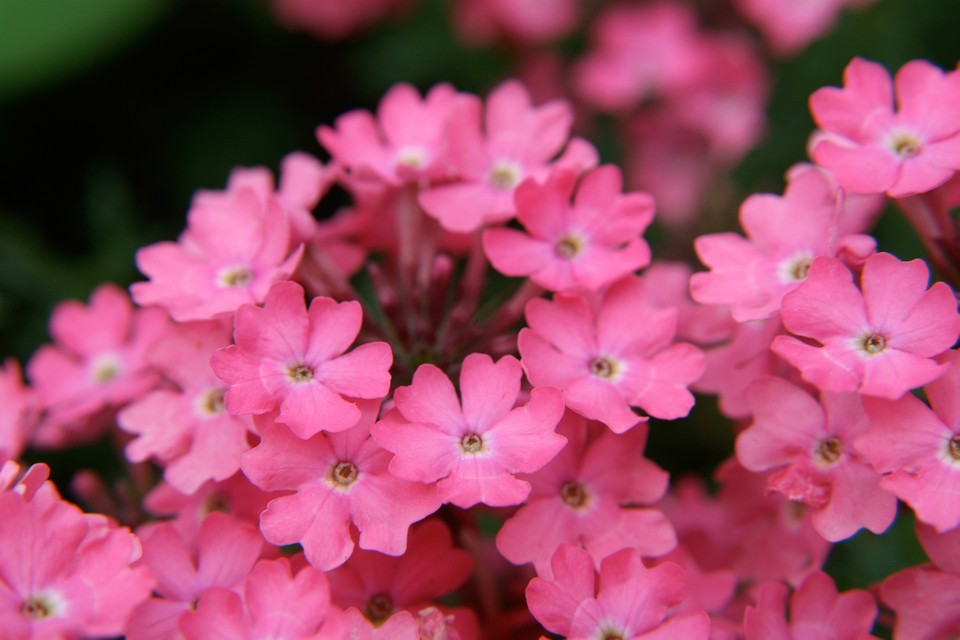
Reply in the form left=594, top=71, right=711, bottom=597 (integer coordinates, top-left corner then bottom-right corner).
left=483, top=165, right=654, bottom=293
left=373, top=353, right=566, bottom=508
left=496, top=413, right=675, bottom=577
left=179, top=557, right=334, bottom=640
left=519, top=276, right=705, bottom=433
left=809, top=57, right=960, bottom=197
left=736, top=376, right=896, bottom=541
left=744, top=571, right=878, bottom=639
left=526, top=545, right=710, bottom=639
left=772, top=252, right=960, bottom=399
left=212, top=281, right=392, bottom=438
left=327, top=520, right=474, bottom=631
left=0, top=359, right=32, bottom=464
left=241, top=401, right=441, bottom=570
left=858, top=349, right=960, bottom=531
left=126, top=513, right=264, bottom=640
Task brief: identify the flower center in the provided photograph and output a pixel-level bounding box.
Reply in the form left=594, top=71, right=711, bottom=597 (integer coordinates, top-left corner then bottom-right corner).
left=396, top=146, right=426, bottom=169
left=815, top=436, right=843, bottom=465
left=488, top=160, right=522, bottom=190
left=365, top=593, right=394, bottom=624
left=331, top=461, right=359, bottom=487
left=780, top=252, right=813, bottom=282
left=285, top=363, right=314, bottom=384
left=91, top=354, right=121, bottom=385
left=560, top=481, right=588, bottom=509
left=862, top=333, right=887, bottom=355
left=889, top=132, right=922, bottom=158
left=217, top=265, right=254, bottom=288
left=555, top=234, right=584, bottom=259
left=949, top=434, right=960, bottom=461
left=196, top=387, right=227, bottom=416
left=21, top=593, right=61, bottom=620
left=589, top=356, right=620, bottom=380
left=460, top=433, right=484, bottom=454
left=601, top=629, right=624, bottom=640
left=202, top=493, right=231, bottom=515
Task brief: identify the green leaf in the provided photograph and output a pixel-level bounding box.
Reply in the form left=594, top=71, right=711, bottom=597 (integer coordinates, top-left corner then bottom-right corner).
left=0, top=0, right=172, bottom=101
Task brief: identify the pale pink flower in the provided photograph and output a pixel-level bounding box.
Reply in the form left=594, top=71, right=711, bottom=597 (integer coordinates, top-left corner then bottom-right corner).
left=692, top=163, right=876, bottom=322
left=418, top=80, right=598, bottom=233
left=496, top=413, right=675, bottom=577
left=241, top=402, right=441, bottom=570
left=119, top=318, right=253, bottom=494
left=772, top=253, right=960, bottom=399
left=211, top=280, right=392, bottom=438
left=132, top=185, right=304, bottom=322
left=736, top=377, right=896, bottom=541
left=743, top=571, right=878, bottom=639
left=27, top=283, right=169, bottom=447
left=317, top=83, right=463, bottom=189
left=809, top=57, right=960, bottom=197
left=372, top=353, right=566, bottom=508
left=857, top=349, right=960, bottom=531
left=526, top=545, right=710, bottom=639
left=482, top=166, right=654, bottom=293
left=519, top=276, right=705, bottom=433
left=191, top=152, right=333, bottom=247
left=179, top=556, right=335, bottom=639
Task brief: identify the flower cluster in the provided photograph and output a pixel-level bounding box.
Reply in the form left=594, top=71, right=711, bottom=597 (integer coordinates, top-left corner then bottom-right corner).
left=3, top=45, right=960, bottom=639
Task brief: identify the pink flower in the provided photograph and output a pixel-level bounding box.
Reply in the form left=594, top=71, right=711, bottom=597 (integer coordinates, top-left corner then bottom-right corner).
left=0, top=359, right=32, bottom=463
left=126, top=513, right=264, bottom=640
left=0, top=467, right=153, bottom=639
left=496, top=413, right=675, bottom=577
left=240, top=401, right=441, bottom=570
left=372, top=353, right=566, bottom=508
left=450, top=0, right=580, bottom=45
left=519, top=276, right=705, bottom=433
left=881, top=566, right=960, bottom=640
left=772, top=252, right=960, bottom=399
left=526, top=545, right=710, bottom=639
left=211, top=281, right=392, bottom=439
left=27, top=283, right=169, bottom=447
left=482, top=166, right=654, bottom=293
left=317, top=83, right=463, bottom=190
left=809, top=57, right=960, bottom=197
left=119, top=318, right=253, bottom=494
left=857, top=349, right=960, bottom=531
left=572, top=2, right=705, bottom=112
left=733, top=0, right=872, bottom=56
left=271, top=0, right=415, bottom=41
left=326, top=520, right=475, bottom=632
left=417, top=80, right=598, bottom=233
left=692, top=163, right=876, bottom=322
left=743, top=571, right=878, bottom=639
left=179, top=556, right=335, bottom=639
left=736, top=377, right=896, bottom=541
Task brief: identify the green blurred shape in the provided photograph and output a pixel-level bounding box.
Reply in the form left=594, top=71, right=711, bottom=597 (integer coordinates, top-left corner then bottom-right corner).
left=0, top=0, right=172, bottom=101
